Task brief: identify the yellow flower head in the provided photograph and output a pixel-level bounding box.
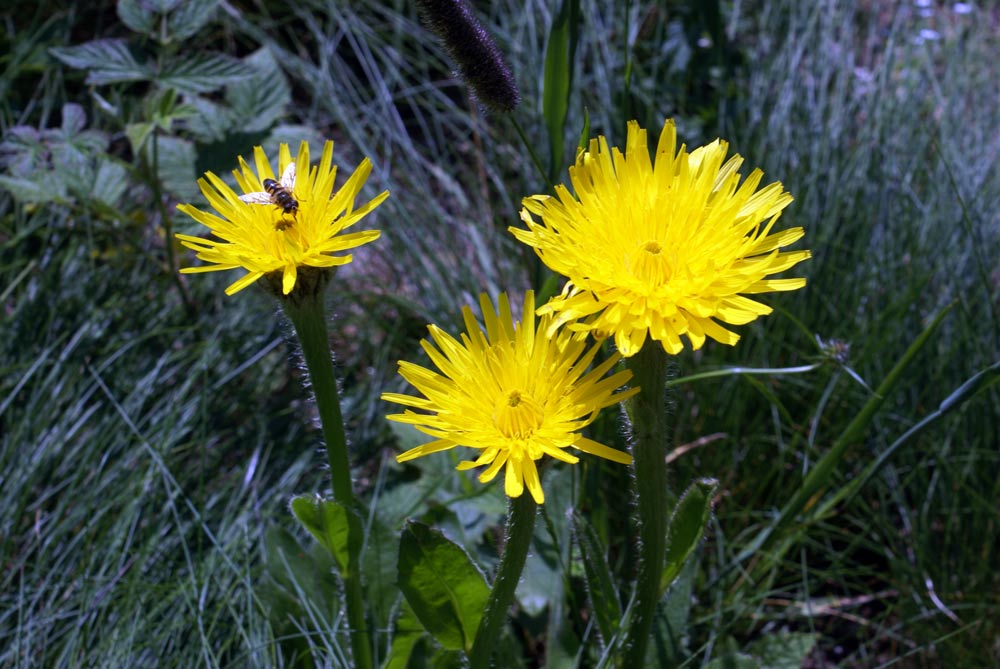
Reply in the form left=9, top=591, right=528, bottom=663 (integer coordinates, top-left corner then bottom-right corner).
left=382, top=291, right=637, bottom=504
left=176, top=141, right=389, bottom=296
left=511, top=120, right=811, bottom=357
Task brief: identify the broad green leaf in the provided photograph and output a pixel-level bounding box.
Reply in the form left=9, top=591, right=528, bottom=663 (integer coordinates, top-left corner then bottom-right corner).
left=705, top=653, right=759, bottom=669
left=660, top=478, right=718, bottom=593
left=748, top=631, right=816, bottom=669
left=363, top=512, right=403, bottom=632
left=397, top=521, right=489, bottom=652
left=290, top=495, right=360, bottom=574
left=385, top=600, right=429, bottom=669
left=158, top=53, right=254, bottom=94
left=50, top=40, right=152, bottom=86
left=167, top=0, right=219, bottom=42
left=125, top=121, right=155, bottom=156
left=149, top=135, right=198, bottom=201
left=227, top=48, right=291, bottom=133
left=90, top=159, right=129, bottom=207
left=0, top=175, right=66, bottom=204
left=572, top=512, right=621, bottom=644
left=60, top=103, right=87, bottom=135
left=117, top=0, right=156, bottom=35
left=185, top=96, right=233, bottom=143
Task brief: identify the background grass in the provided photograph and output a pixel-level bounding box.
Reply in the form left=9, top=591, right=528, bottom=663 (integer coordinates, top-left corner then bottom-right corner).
left=2, top=0, right=998, bottom=667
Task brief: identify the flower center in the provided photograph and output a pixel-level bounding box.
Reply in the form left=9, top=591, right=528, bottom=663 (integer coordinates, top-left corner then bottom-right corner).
left=493, top=389, right=544, bottom=440
left=629, top=239, right=674, bottom=286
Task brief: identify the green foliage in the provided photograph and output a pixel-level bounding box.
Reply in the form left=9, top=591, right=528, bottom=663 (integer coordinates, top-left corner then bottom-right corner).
left=661, top=477, right=717, bottom=594
left=290, top=495, right=361, bottom=575
left=397, top=521, right=490, bottom=653
left=2, top=0, right=998, bottom=666
left=542, top=0, right=579, bottom=185
left=572, top=512, right=622, bottom=646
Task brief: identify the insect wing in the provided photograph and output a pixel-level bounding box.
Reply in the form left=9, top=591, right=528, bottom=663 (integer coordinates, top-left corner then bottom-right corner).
left=279, top=162, right=296, bottom=190
left=239, top=191, right=273, bottom=205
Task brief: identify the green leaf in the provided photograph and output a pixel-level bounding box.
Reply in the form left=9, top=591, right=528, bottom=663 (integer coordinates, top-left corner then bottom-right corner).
left=660, top=478, right=718, bottom=593
left=90, top=159, right=129, bottom=207
left=572, top=512, right=621, bottom=645
left=149, top=134, right=198, bottom=201
left=654, top=557, right=697, bottom=665
left=397, top=520, right=489, bottom=653
left=226, top=48, right=291, bottom=133
left=0, top=175, right=66, bottom=204
left=259, top=526, right=339, bottom=668
left=542, top=0, right=579, bottom=183
left=158, top=53, right=254, bottom=94
left=117, top=0, right=156, bottom=35
left=185, top=96, right=233, bottom=143
left=363, top=512, right=403, bottom=633
left=167, top=0, right=219, bottom=42
left=705, top=653, right=759, bottom=669
left=290, top=495, right=360, bottom=574
left=125, top=121, right=155, bottom=156
left=384, top=600, right=429, bottom=669
left=50, top=39, right=152, bottom=86
left=747, top=631, right=816, bottom=669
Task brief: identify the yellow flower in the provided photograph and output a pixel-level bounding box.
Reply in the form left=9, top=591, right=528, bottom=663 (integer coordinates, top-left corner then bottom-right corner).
left=511, top=120, right=811, bottom=357
left=382, top=291, right=637, bottom=504
left=176, top=141, right=389, bottom=296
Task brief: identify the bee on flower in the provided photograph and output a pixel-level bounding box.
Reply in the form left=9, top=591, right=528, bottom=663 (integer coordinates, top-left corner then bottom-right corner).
left=176, top=140, right=389, bottom=297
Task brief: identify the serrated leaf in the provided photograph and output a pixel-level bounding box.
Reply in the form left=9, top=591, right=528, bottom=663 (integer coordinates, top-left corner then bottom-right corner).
left=60, top=103, right=87, bottom=135
left=572, top=512, right=620, bottom=645
left=158, top=53, right=253, bottom=94
left=184, top=95, right=233, bottom=143
left=90, top=159, right=129, bottom=207
left=117, top=0, right=156, bottom=35
left=125, top=121, right=155, bottom=156
left=226, top=48, right=290, bottom=132
left=149, top=135, right=198, bottom=201
left=290, top=495, right=360, bottom=574
left=149, top=0, right=184, bottom=11
left=397, top=521, right=489, bottom=652
left=748, top=631, right=816, bottom=669
left=50, top=39, right=152, bottom=86
left=705, top=653, right=759, bottom=669
left=661, top=478, right=717, bottom=593
left=0, top=175, right=67, bottom=204
left=167, top=0, right=219, bottom=42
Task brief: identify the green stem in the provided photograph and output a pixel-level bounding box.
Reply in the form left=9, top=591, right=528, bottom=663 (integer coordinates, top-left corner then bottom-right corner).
left=468, top=492, right=538, bottom=669
left=150, top=127, right=195, bottom=316
left=622, top=344, right=670, bottom=667
left=282, top=294, right=373, bottom=669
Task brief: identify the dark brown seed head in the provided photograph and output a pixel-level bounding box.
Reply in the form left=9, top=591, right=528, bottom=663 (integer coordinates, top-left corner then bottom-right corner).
left=414, top=0, right=521, bottom=114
